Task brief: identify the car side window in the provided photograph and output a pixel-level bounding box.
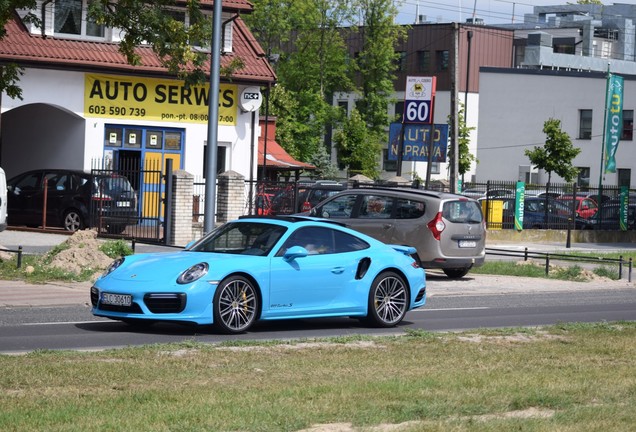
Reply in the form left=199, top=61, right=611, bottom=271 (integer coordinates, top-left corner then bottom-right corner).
left=317, top=194, right=357, bottom=218
left=45, top=173, right=68, bottom=191
left=13, top=173, right=41, bottom=194
left=395, top=198, right=425, bottom=219
left=333, top=230, right=369, bottom=253
left=359, top=195, right=393, bottom=219
left=278, top=227, right=335, bottom=255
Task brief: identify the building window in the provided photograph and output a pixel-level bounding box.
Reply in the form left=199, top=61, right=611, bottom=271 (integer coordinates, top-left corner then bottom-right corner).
left=394, top=101, right=404, bottom=122
left=416, top=50, right=430, bottom=72
left=430, top=162, right=440, bottom=174
left=618, top=169, right=631, bottom=188
left=337, top=100, right=348, bottom=116
left=54, top=0, right=104, bottom=38
left=577, top=167, right=590, bottom=187
left=579, top=109, right=592, bottom=139
left=395, top=51, right=407, bottom=71
left=383, top=149, right=397, bottom=172
left=436, top=50, right=449, bottom=71
left=622, top=110, right=633, bottom=141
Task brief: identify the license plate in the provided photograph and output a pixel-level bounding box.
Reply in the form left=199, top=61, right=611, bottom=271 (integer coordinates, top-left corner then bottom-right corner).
left=458, top=240, right=477, bottom=248
left=101, top=292, right=132, bottom=307
left=116, top=201, right=131, bottom=207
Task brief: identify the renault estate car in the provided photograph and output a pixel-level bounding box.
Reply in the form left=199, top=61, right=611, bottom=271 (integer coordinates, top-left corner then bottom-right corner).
left=7, top=169, right=137, bottom=233
left=309, top=187, right=486, bottom=278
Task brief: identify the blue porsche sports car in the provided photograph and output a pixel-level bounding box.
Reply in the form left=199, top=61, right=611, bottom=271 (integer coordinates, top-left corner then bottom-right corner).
left=91, top=216, right=426, bottom=333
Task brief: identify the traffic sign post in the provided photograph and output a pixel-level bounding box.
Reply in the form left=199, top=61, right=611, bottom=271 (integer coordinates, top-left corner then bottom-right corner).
left=398, top=76, right=437, bottom=178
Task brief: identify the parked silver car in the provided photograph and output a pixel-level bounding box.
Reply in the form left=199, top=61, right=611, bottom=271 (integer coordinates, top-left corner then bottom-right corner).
left=309, top=187, right=486, bottom=278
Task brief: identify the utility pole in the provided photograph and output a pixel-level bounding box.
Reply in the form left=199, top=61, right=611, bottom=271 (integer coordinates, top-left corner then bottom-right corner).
left=450, top=22, right=460, bottom=193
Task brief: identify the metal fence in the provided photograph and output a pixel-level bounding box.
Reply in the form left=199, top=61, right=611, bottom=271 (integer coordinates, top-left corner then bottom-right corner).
left=91, top=159, right=165, bottom=243
left=465, top=181, right=634, bottom=231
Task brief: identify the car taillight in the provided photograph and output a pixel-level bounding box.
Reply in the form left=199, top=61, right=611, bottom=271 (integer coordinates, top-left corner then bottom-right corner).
left=427, top=212, right=445, bottom=241
left=301, top=201, right=311, bottom=212
left=92, top=193, right=113, bottom=202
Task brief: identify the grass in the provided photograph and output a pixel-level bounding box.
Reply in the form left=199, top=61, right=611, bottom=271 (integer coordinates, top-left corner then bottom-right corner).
left=1, top=323, right=635, bottom=431
left=0, top=239, right=132, bottom=284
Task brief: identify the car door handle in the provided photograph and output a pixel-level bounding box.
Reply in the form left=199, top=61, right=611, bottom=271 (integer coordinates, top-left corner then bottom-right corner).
left=331, top=267, right=345, bottom=274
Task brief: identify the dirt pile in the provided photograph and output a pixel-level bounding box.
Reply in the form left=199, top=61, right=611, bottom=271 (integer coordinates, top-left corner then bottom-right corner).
left=45, top=229, right=113, bottom=276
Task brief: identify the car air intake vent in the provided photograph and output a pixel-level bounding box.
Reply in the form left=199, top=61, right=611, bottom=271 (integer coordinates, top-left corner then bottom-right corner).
left=415, top=287, right=426, bottom=302
left=99, top=303, right=144, bottom=313
left=144, top=293, right=186, bottom=313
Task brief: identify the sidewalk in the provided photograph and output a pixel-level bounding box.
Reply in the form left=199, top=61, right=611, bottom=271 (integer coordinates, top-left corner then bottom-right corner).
left=0, top=229, right=634, bottom=308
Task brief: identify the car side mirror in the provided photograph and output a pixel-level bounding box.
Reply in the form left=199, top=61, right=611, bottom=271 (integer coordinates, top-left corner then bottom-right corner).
left=283, top=246, right=308, bottom=262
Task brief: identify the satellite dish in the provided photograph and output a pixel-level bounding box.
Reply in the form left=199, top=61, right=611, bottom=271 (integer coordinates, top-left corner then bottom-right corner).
left=239, top=86, right=263, bottom=112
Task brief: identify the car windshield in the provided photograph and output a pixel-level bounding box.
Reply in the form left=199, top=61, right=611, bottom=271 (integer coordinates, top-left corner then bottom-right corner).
left=95, top=175, right=134, bottom=193
left=443, top=200, right=482, bottom=224
left=188, top=221, right=287, bottom=256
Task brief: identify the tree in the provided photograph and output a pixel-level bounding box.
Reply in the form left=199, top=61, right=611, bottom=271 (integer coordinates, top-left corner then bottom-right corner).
left=333, top=108, right=380, bottom=178
left=354, top=0, right=405, bottom=136
left=88, top=0, right=218, bottom=84
left=447, top=103, right=476, bottom=179
left=0, top=1, right=38, bottom=98
left=525, top=118, right=581, bottom=183
left=247, top=0, right=356, bottom=164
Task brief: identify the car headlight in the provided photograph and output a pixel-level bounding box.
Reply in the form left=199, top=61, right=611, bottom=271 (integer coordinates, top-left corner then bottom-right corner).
left=102, top=257, right=124, bottom=277
left=177, top=262, right=209, bottom=284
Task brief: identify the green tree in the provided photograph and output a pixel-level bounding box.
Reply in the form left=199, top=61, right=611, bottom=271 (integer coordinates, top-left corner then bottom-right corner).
left=525, top=118, right=581, bottom=183
left=447, top=103, right=476, bottom=178
left=88, top=0, right=218, bottom=84
left=0, top=1, right=38, bottom=98
left=247, top=0, right=356, bottom=164
left=354, top=0, right=405, bottom=136
left=334, top=108, right=380, bottom=178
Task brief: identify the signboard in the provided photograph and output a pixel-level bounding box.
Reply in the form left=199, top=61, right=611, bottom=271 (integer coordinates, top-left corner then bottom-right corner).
left=388, top=123, right=448, bottom=162
left=403, top=76, right=436, bottom=124
left=84, top=74, right=238, bottom=125
left=620, top=186, right=628, bottom=231
left=514, top=181, right=525, bottom=231
left=239, top=86, right=263, bottom=112
left=604, top=73, right=624, bottom=173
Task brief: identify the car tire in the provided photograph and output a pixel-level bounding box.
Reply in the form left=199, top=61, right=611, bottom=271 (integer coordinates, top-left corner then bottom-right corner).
left=63, top=209, right=84, bottom=232
left=106, top=224, right=127, bottom=234
left=213, top=275, right=259, bottom=334
left=443, top=267, right=471, bottom=279
left=366, top=271, right=409, bottom=327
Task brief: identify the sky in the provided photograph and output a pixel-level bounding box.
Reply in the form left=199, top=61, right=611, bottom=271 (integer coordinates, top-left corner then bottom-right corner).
left=395, top=0, right=611, bottom=25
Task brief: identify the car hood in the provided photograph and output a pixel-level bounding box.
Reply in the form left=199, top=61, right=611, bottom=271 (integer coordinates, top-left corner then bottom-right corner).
left=105, top=251, right=261, bottom=282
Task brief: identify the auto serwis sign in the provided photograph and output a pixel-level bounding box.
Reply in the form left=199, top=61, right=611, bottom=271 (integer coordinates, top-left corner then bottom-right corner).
left=403, top=76, right=436, bottom=124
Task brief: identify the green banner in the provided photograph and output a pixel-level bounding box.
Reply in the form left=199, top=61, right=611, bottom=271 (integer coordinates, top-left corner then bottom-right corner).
left=604, top=74, right=624, bottom=173
left=620, top=186, right=628, bottom=231
left=514, top=181, right=525, bottom=231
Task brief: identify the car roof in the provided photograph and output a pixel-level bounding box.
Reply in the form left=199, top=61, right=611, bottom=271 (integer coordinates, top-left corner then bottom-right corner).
left=346, top=186, right=475, bottom=201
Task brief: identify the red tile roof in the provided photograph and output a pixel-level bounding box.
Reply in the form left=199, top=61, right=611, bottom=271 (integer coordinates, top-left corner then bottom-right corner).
left=258, top=118, right=315, bottom=171
left=0, top=7, right=275, bottom=84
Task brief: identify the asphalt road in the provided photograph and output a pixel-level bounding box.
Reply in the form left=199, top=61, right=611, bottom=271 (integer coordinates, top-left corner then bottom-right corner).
left=1, top=277, right=635, bottom=354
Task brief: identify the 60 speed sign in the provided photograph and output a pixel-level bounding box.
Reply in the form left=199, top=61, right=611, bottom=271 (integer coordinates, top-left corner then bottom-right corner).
left=403, top=76, right=436, bottom=124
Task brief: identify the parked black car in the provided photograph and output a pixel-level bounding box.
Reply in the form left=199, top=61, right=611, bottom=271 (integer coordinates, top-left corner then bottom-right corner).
left=580, top=203, right=636, bottom=230
left=7, top=169, right=138, bottom=233
left=491, top=197, right=586, bottom=230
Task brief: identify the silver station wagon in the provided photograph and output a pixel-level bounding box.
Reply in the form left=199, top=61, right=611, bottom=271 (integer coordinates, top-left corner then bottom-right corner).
left=309, top=187, right=486, bottom=278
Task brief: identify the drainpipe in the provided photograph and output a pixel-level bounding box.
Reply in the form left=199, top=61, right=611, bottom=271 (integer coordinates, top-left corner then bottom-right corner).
left=41, top=0, right=53, bottom=38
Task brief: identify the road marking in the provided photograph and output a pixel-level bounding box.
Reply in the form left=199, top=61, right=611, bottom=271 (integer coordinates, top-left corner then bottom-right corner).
left=412, top=307, right=490, bottom=312
left=21, top=320, right=111, bottom=326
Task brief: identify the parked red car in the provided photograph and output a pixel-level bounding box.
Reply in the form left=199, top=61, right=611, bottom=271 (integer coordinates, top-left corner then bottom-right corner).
left=557, top=195, right=598, bottom=219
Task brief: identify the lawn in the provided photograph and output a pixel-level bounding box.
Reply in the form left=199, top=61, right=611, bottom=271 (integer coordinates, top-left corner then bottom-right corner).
left=2, top=323, right=635, bottom=431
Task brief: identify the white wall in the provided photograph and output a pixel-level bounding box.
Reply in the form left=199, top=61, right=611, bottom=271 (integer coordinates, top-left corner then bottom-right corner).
left=1, top=68, right=258, bottom=181
left=477, top=69, right=632, bottom=186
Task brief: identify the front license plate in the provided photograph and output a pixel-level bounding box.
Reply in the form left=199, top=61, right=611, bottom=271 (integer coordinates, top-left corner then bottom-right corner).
left=458, top=240, right=477, bottom=248
left=116, top=201, right=131, bottom=207
left=101, top=292, right=132, bottom=307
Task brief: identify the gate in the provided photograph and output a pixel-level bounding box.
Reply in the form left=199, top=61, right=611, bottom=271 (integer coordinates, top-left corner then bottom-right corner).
left=90, top=159, right=165, bottom=243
